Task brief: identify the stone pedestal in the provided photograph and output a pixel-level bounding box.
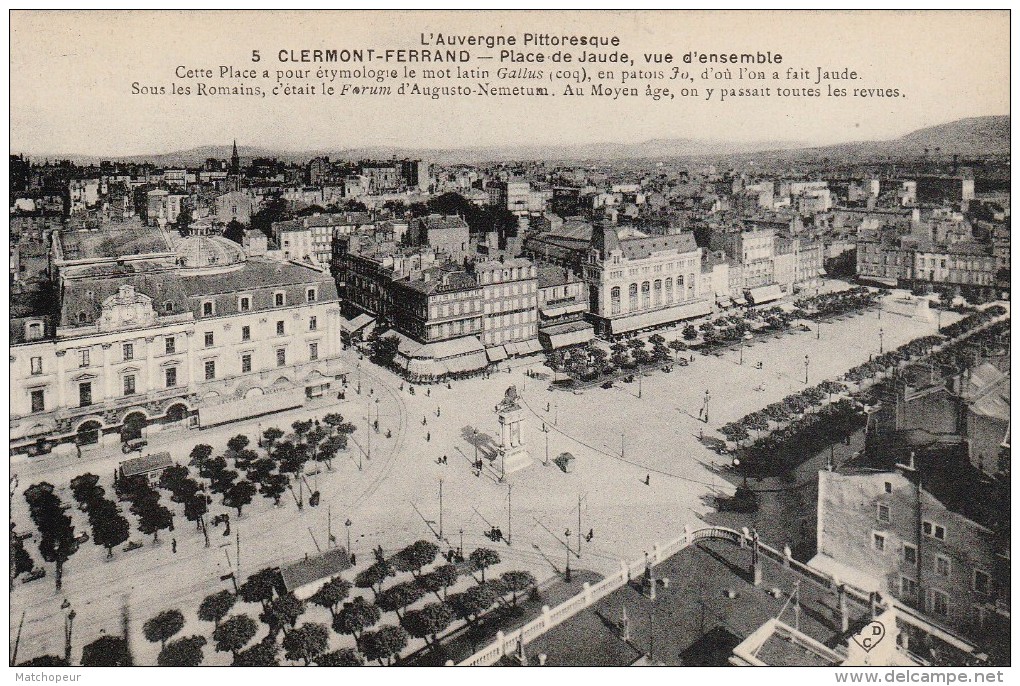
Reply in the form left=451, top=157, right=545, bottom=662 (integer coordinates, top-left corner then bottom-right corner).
left=495, top=386, right=533, bottom=480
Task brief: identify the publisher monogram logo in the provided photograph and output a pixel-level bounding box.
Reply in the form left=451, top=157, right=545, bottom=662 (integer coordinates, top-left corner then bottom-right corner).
left=852, top=620, right=886, bottom=652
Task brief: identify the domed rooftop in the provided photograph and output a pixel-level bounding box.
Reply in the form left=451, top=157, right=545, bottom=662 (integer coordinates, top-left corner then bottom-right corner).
left=174, top=235, right=246, bottom=270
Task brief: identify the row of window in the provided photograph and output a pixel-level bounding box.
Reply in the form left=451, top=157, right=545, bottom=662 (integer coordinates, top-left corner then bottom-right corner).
left=609, top=277, right=694, bottom=315
left=898, top=571, right=992, bottom=617
left=200, top=288, right=318, bottom=317
left=31, top=343, right=321, bottom=414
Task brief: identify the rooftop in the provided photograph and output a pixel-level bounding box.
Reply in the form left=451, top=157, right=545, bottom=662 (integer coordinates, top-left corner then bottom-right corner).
left=279, top=548, right=352, bottom=594
left=57, top=219, right=172, bottom=262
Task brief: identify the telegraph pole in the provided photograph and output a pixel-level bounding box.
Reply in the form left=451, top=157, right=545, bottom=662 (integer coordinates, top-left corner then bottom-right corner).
left=577, top=494, right=582, bottom=557
left=506, top=484, right=513, bottom=546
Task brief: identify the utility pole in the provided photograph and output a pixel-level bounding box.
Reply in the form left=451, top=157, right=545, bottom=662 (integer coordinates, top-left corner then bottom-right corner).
left=577, top=494, right=582, bottom=557
left=507, top=484, right=512, bottom=546
left=236, top=528, right=241, bottom=581
left=459, top=528, right=464, bottom=559
left=545, top=430, right=549, bottom=466
left=327, top=506, right=333, bottom=547
left=638, top=372, right=642, bottom=398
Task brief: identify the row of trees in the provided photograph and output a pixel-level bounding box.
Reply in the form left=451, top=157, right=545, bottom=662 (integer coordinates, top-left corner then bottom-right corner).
left=719, top=380, right=849, bottom=447
left=70, top=473, right=130, bottom=558
left=793, top=286, right=879, bottom=319
left=842, top=335, right=942, bottom=384
left=96, top=539, right=534, bottom=666
left=546, top=336, right=687, bottom=384
left=939, top=305, right=1006, bottom=340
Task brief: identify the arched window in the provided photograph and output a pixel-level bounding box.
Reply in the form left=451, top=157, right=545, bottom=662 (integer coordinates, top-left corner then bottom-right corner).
left=628, top=283, right=638, bottom=311
left=653, top=279, right=662, bottom=306
left=665, top=277, right=673, bottom=303
left=641, top=282, right=650, bottom=309
left=611, top=286, right=621, bottom=315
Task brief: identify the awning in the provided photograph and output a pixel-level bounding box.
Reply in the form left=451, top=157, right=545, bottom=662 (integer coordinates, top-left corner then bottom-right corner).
left=519, top=339, right=543, bottom=355
left=542, top=322, right=595, bottom=349
left=541, top=302, right=588, bottom=319
left=340, top=313, right=375, bottom=334
left=485, top=346, right=508, bottom=362
left=504, top=342, right=520, bottom=356
left=609, top=299, right=713, bottom=335
left=748, top=284, right=784, bottom=304
left=817, top=268, right=827, bottom=276
left=199, top=388, right=304, bottom=427
left=444, top=351, right=489, bottom=374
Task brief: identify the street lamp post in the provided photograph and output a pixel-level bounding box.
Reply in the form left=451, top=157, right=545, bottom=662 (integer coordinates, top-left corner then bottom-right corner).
left=62, top=600, right=75, bottom=664
left=817, top=321, right=821, bottom=340
left=703, top=390, right=710, bottom=424
left=804, top=355, right=810, bottom=385
left=356, top=362, right=361, bottom=394
left=345, top=518, right=352, bottom=556
left=879, top=328, right=884, bottom=354
left=438, top=479, right=444, bottom=541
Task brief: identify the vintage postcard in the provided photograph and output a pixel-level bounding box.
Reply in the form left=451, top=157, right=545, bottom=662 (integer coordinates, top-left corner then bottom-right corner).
left=8, top=10, right=1011, bottom=676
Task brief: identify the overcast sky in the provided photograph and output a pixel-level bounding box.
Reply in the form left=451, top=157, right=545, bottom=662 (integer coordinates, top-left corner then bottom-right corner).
left=10, top=10, right=1010, bottom=157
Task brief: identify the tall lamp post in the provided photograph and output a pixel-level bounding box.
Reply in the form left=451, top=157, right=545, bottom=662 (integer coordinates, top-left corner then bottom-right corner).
left=804, top=355, right=810, bottom=385
left=345, top=518, right=352, bottom=556
left=816, top=321, right=821, bottom=340
left=879, top=328, right=884, bottom=354
left=703, top=390, right=710, bottom=424
left=61, top=599, right=75, bottom=664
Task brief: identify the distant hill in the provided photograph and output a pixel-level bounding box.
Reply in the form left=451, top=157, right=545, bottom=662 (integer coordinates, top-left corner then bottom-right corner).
left=19, top=115, right=1008, bottom=166
left=792, top=116, right=1010, bottom=161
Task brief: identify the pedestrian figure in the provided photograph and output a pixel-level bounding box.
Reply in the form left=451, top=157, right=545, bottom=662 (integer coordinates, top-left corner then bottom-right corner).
left=699, top=427, right=704, bottom=440
left=400, top=383, right=404, bottom=391
left=436, top=407, right=441, bottom=417
left=423, top=416, right=428, bottom=426
left=447, top=382, right=452, bottom=390
left=645, top=474, right=651, bottom=486
left=586, top=528, right=594, bottom=542
left=442, top=455, right=448, bottom=464
left=171, top=538, right=177, bottom=554
left=350, top=553, right=356, bottom=566
left=386, top=429, right=392, bottom=438
left=426, top=432, right=431, bottom=442
left=373, top=419, right=379, bottom=432
left=426, top=388, right=431, bottom=397
left=690, top=354, right=695, bottom=362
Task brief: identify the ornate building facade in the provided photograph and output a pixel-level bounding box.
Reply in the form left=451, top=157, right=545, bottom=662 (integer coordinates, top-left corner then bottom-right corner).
left=10, top=229, right=344, bottom=457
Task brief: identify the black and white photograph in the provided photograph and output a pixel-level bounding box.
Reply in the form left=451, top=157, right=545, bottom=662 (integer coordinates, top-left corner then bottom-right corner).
left=7, top=9, right=1012, bottom=676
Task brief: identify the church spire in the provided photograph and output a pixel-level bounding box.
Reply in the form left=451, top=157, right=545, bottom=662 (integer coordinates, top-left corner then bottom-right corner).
left=230, top=139, right=240, bottom=174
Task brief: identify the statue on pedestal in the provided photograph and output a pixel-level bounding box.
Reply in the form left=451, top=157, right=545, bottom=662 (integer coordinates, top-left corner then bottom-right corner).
left=495, top=385, right=533, bottom=480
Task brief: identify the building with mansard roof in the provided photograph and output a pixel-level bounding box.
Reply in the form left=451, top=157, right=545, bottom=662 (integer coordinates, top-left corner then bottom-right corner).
left=10, top=221, right=344, bottom=457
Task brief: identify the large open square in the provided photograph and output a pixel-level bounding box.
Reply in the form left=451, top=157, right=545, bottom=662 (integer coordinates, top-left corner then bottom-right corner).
left=9, top=291, right=958, bottom=663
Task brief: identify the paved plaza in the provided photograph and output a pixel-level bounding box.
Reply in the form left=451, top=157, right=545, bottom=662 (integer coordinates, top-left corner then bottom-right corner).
left=9, top=292, right=959, bottom=664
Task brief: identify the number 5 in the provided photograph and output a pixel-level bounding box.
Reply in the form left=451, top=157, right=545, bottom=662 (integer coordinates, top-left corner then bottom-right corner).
left=251, top=50, right=261, bottom=63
